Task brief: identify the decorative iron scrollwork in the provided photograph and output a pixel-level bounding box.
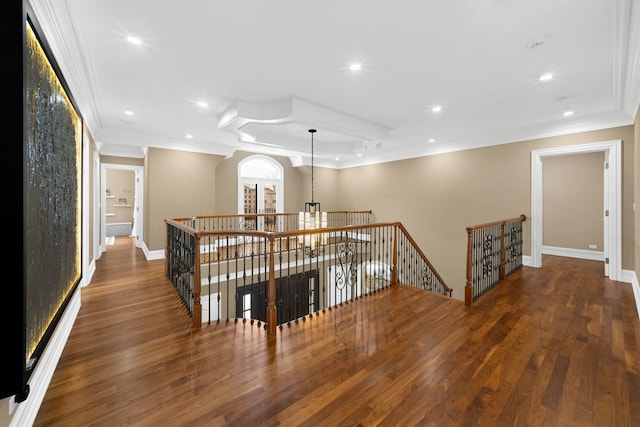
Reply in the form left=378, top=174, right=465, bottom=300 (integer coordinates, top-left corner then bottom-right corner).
left=482, top=233, right=493, bottom=278
left=422, top=267, right=433, bottom=291
left=334, top=238, right=357, bottom=290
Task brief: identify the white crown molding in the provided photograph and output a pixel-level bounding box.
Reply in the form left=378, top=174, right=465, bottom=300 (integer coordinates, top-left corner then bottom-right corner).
left=614, top=0, right=630, bottom=110
left=619, top=0, right=640, bottom=116
left=27, top=0, right=102, bottom=135
left=97, top=142, right=146, bottom=159
left=330, top=109, right=634, bottom=169
left=95, top=104, right=635, bottom=167
left=219, top=97, right=390, bottom=141
left=95, top=128, right=238, bottom=158
left=290, top=98, right=391, bottom=141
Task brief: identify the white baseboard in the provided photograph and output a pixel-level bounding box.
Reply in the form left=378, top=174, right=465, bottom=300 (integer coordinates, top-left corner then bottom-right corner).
left=634, top=273, right=640, bottom=320
left=9, top=287, right=82, bottom=427
left=622, top=270, right=640, bottom=320
left=82, top=259, right=96, bottom=288
left=542, top=245, right=605, bottom=261
left=141, top=240, right=164, bottom=261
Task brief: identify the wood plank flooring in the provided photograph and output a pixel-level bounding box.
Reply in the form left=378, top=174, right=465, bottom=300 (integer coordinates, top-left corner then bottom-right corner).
left=34, top=236, right=640, bottom=426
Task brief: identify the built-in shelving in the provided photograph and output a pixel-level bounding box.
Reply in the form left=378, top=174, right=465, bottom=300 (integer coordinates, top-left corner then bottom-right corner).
left=106, top=193, right=133, bottom=222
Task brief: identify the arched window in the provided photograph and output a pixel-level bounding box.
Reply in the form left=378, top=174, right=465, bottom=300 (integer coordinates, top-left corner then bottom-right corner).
left=238, top=156, right=284, bottom=230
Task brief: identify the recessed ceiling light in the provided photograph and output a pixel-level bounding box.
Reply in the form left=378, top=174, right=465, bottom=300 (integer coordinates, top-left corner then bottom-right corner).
left=185, top=133, right=193, bottom=139
left=124, top=110, right=134, bottom=116
left=563, top=111, right=574, bottom=116
left=539, top=73, right=553, bottom=82
left=432, top=106, right=442, bottom=113
left=335, top=157, right=340, bottom=161
left=349, top=63, right=362, bottom=72
left=126, top=36, right=142, bottom=46
left=428, top=138, right=435, bottom=143
left=357, top=153, right=363, bottom=157
left=195, top=101, right=208, bottom=108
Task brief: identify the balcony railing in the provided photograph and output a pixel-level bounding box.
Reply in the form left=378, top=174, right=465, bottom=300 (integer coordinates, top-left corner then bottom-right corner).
left=178, top=210, right=374, bottom=233
left=465, top=214, right=526, bottom=306
left=165, top=212, right=451, bottom=333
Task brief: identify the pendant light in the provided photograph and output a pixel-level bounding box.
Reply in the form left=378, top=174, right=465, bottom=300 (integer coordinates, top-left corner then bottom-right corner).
left=298, top=129, right=327, bottom=256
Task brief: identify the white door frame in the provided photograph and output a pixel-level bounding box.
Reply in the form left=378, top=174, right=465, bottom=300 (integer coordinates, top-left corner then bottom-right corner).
left=237, top=156, right=284, bottom=230
left=93, top=151, right=101, bottom=261
left=530, top=140, right=621, bottom=280
left=100, top=163, right=144, bottom=252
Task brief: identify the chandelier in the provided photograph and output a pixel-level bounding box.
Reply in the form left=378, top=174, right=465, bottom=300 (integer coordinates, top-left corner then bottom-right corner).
left=299, top=129, right=327, bottom=257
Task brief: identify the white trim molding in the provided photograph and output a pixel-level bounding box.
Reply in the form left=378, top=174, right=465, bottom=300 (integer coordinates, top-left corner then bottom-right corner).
left=9, top=288, right=82, bottom=427
left=624, top=271, right=640, bottom=320
left=143, top=242, right=165, bottom=261
left=542, top=246, right=605, bottom=262
left=531, top=140, right=622, bottom=281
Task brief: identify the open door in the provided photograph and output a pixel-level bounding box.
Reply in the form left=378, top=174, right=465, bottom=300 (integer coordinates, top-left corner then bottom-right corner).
left=603, top=155, right=610, bottom=277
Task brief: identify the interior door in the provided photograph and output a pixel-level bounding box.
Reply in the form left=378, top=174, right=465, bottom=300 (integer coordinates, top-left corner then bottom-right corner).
left=603, top=156, right=609, bottom=277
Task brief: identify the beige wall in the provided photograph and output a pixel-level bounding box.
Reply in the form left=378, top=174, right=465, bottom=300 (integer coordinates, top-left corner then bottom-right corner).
left=298, top=165, right=340, bottom=212
left=145, top=148, right=224, bottom=250
left=105, top=169, right=135, bottom=224
left=543, top=152, right=604, bottom=251
left=337, top=125, right=634, bottom=300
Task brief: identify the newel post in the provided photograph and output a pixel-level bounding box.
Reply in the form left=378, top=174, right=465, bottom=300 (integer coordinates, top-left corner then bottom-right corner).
left=465, top=228, right=473, bottom=307
left=193, top=235, right=202, bottom=328
left=392, top=224, right=398, bottom=286
left=266, top=237, right=277, bottom=335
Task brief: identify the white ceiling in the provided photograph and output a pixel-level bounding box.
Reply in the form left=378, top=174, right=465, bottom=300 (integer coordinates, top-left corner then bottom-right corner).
left=28, top=0, right=640, bottom=168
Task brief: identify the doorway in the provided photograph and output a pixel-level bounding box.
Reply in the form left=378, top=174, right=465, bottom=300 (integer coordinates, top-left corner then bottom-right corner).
left=530, top=140, right=621, bottom=280
left=237, top=271, right=319, bottom=324
left=100, top=163, right=144, bottom=253
left=237, top=156, right=284, bottom=231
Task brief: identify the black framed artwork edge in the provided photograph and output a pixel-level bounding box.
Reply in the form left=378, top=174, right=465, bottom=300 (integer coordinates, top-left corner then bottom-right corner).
left=3, top=0, right=84, bottom=402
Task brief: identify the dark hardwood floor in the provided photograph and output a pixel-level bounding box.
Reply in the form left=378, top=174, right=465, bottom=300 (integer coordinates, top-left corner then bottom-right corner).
left=34, top=236, right=640, bottom=426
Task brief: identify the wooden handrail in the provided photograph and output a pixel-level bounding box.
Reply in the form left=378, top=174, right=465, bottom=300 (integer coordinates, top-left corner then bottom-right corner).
left=171, top=210, right=373, bottom=223
left=465, top=214, right=526, bottom=232
left=165, top=216, right=450, bottom=333
left=166, top=218, right=398, bottom=241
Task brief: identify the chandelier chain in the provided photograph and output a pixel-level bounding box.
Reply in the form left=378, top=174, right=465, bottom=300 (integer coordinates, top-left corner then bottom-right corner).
left=309, top=129, right=316, bottom=203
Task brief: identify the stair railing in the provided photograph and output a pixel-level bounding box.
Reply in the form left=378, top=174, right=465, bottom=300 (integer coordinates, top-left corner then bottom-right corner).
left=465, top=214, right=526, bottom=306
left=165, top=213, right=451, bottom=334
